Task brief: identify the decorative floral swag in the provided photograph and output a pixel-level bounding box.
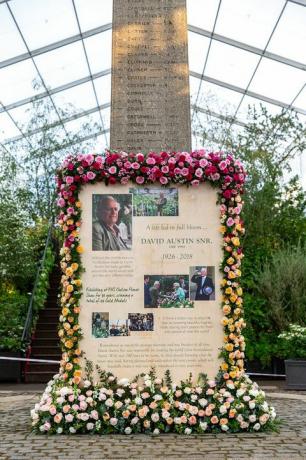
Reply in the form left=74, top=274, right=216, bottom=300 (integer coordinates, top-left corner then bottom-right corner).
left=31, top=150, right=277, bottom=434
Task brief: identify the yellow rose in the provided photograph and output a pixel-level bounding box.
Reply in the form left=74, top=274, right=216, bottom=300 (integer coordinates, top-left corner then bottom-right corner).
left=66, top=219, right=74, bottom=226
left=230, top=294, right=237, bottom=303
left=65, top=340, right=74, bottom=349
left=71, top=263, right=79, bottom=271
left=237, top=287, right=243, bottom=296
left=225, top=343, right=234, bottom=352
left=221, top=362, right=228, bottom=371
left=231, top=237, right=240, bottom=246
left=222, top=305, right=231, bottom=315
left=228, top=271, right=236, bottom=279
left=219, top=226, right=226, bottom=234
left=62, top=307, right=69, bottom=316
left=74, top=279, right=82, bottom=287
left=76, top=201, right=82, bottom=208
left=65, top=267, right=73, bottom=277
left=227, top=257, right=234, bottom=265
left=76, top=245, right=84, bottom=254
left=66, top=285, right=74, bottom=293
left=225, top=287, right=233, bottom=294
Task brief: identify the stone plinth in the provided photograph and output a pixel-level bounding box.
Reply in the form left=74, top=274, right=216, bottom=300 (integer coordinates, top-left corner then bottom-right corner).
left=110, top=0, right=191, bottom=153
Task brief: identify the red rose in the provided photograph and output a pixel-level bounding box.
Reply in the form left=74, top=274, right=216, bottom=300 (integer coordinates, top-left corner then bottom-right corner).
left=109, top=176, right=117, bottom=184
left=223, top=190, right=232, bottom=199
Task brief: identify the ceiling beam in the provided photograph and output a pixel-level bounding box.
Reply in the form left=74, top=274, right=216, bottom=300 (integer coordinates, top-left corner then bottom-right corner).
left=0, top=23, right=112, bottom=69
left=0, top=68, right=111, bottom=113
left=192, top=105, right=247, bottom=127
left=190, top=70, right=306, bottom=116
left=3, top=103, right=110, bottom=145
left=188, top=25, right=306, bottom=72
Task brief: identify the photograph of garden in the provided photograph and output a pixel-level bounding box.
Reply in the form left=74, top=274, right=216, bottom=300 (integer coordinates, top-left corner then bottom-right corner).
left=129, top=188, right=179, bottom=216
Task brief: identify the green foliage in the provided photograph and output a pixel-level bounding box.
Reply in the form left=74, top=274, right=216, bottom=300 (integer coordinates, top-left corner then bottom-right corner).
left=0, top=290, right=28, bottom=351
left=277, top=324, right=306, bottom=359
left=197, top=104, right=306, bottom=367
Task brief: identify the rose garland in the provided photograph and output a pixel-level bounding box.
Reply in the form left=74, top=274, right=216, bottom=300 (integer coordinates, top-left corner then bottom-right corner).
left=31, top=150, right=277, bottom=434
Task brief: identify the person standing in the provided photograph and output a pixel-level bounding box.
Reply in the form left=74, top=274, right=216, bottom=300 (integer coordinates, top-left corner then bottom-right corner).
left=144, top=276, right=152, bottom=307
left=191, top=267, right=214, bottom=301
left=149, top=281, right=160, bottom=308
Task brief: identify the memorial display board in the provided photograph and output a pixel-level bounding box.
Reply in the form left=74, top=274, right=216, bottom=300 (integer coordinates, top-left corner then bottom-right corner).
left=79, top=182, right=223, bottom=381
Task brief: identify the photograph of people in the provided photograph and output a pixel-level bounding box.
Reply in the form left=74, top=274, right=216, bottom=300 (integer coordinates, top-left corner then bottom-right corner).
left=149, top=280, right=160, bottom=308
left=109, top=319, right=129, bottom=336
left=128, top=313, right=154, bottom=332
left=144, top=276, right=152, bottom=307
left=190, top=266, right=215, bottom=301
left=92, top=312, right=109, bottom=338
left=129, top=187, right=178, bottom=216
left=92, top=194, right=132, bottom=251
left=144, top=275, right=193, bottom=308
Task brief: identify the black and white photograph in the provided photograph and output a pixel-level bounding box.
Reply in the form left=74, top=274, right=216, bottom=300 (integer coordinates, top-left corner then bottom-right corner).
left=92, top=312, right=109, bottom=339
left=129, top=187, right=179, bottom=216
left=128, top=313, right=154, bottom=331
left=92, top=194, right=132, bottom=251
left=189, top=266, right=215, bottom=301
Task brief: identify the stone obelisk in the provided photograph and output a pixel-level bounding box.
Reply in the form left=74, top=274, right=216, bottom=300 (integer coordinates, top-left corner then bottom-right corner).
left=110, top=0, right=191, bottom=153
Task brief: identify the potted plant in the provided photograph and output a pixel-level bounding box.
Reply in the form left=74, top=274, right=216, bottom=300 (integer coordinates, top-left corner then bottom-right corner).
left=277, top=324, right=306, bottom=390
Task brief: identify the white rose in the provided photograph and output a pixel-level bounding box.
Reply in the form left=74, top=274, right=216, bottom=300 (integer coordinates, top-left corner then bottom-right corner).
left=253, top=423, right=261, bottom=431
left=249, top=401, right=256, bottom=410
left=184, top=428, right=192, bottom=435
left=69, top=427, right=76, bottom=433
left=110, top=417, right=118, bottom=426
left=135, top=397, right=143, bottom=406
left=131, top=417, right=139, bottom=425
left=151, top=413, right=160, bottom=422
left=199, top=398, right=208, bottom=408
left=221, top=424, right=229, bottom=432
left=86, top=423, right=94, bottom=430
left=125, top=427, right=132, bottom=434
left=118, top=378, right=130, bottom=387
left=184, top=387, right=191, bottom=394
left=249, top=414, right=256, bottom=423
left=105, top=398, right=114, bottom=407
left=200, top=422, right=207, bottom=431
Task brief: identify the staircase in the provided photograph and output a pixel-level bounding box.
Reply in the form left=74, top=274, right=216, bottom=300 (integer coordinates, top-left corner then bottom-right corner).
left=25, top=265, right=62, bottom=383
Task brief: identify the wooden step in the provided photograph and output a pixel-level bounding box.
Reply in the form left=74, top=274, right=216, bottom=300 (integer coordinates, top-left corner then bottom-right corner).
left=25, top=371, right=59, bottom=383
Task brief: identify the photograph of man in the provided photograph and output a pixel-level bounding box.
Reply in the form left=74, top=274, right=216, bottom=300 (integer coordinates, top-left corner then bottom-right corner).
left=190, top=267, right=215, bottom=301
left=109, top=320, right=129, bottom=336
left=92, top=194, right=132, bottom=251
left=155, top=192, right=167, bottom=216
left=144, top=276, right=152, bottom=307
left=149, top=280, right=160, bottom=308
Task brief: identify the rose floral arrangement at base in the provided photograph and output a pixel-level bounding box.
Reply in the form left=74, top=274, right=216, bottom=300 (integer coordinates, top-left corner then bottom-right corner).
left=31, top=150, right=278, bottom=434
left=31, top=368, right=277, bottom=435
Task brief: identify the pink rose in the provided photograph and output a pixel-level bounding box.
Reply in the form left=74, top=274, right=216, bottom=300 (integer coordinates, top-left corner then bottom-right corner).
left=132, top=162, right=140, bottom=170
left=136, top=176, right=145, bottom=184
left=181, top=168, right=189, bottom=176
left=120, top=176, right=129, bottom=185
left=54, top=413, right=63, bottom=424
left=57, top=198, right=65, bottom=207
left=136, top=153, right=144, bottom=162
left=87, top=171, right=96, bottom=180
left=65, top=176, right=74, bottom=185
left=108, top=166, right=117, bottom=174
left=159, top=176, right=168, bottom=185
left=191, top=179, right=199, bottom=186
left=199, top=158, right=208, bottom=168
left=226, top=217, right=235, bottom=227
left=161, top=165, right=169, bottom=174
left=195, top=168, right=203, bottom=178
left=146, top=157, right=156, bottom=165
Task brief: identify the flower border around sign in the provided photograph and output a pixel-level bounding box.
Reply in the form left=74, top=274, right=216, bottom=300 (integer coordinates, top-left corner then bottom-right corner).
left=31, top=150, right=277, bottom=435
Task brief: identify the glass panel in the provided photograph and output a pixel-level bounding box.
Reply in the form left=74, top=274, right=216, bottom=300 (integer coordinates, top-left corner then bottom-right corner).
left=64, top=111, right=101, bottom=137
left=236, top=95, right=282, bottom=123
left=34, top=42, right=89, bottom=89
left=52, top=81, right=97, bottom=112
left=94, top=74, right=112, bottom=106
left=293, top=86, right=306, bottom=110
left=74, top=0, right=113, bottom=31
left=27, top=125, right=67, bottom=145
left=195, top=80, right=242, bottom=116
left=10, top=0, right=79, bottom=50
left=101, top=107, right=110, bottom=130
left=205, top=40, right=260, bottom=88
left=215, top=0, right=285, bottom=49
left=248, top=58, right=306, bottom=104
left=9, top=98, right=60, bottom=130
left=267, top=3, right=306, bottom=64
left=189, top=75, right=200, bottom=106
left=84, top=30, right=112, bottom=75
left=0, top=4, right=27, bottom=61
left=188, top=32, right=210, bottom=74
left=0, top=111, right=21, bottom=142
left=0, top=59, right=42, bottom=105
left=187, top=0, right=220, bottom=32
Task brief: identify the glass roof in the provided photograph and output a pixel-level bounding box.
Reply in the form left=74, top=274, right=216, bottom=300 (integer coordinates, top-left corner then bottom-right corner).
left=0, top=0, right=305, bottom=186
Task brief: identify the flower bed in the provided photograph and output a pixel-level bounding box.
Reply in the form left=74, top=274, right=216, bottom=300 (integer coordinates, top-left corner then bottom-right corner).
left=31, top=150, right=277, bottom=434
